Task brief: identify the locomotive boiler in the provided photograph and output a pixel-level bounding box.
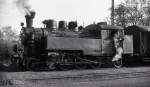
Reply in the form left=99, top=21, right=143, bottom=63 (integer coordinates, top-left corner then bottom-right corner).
left=12, top=11, right=137, bottom=71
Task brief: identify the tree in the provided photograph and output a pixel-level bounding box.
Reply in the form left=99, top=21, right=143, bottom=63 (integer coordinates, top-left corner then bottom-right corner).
left=0, top=26, right=19, bottom=62
left=0, top=26, right=19, bottom=41
left=0, top=30, right=3, bottom=39
left=127, top=6, right=143, bottom=25
left=114, top=0, right=150, bottom=27
left=114, top=4, right=128, bottom=27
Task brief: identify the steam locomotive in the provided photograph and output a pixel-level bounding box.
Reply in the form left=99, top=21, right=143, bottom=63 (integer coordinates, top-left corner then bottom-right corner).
left=11, top=11, right=150, bottom=70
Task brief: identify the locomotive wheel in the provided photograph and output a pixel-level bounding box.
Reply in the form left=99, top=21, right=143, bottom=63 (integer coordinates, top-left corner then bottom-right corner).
left=28, top=60, right=35, bottom=70
left=11, top=57, right=21, bottom=67
left=11, top=58, right=20, bottom=65
left=58, top=65, right=72, bottom=71
left=113, top=58, right=123, bottom=68
left=46, top=61, right=56, bottom=70
left=90, top=63, right=102, bottom=69
left=75, top=64, right=87, bottom=69
left=28, top=60, right=40, bottom=71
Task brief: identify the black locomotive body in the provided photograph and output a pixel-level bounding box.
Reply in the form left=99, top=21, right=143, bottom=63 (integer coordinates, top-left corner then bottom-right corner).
left=12, top=11, right=150, bottom=70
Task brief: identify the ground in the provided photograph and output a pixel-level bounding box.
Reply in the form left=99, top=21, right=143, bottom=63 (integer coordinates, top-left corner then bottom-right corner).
left=0, top=63, right=150, bottom=87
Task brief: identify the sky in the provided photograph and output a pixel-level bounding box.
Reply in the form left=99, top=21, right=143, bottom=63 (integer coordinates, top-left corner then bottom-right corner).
left=0, top=0, right=124, bottom=33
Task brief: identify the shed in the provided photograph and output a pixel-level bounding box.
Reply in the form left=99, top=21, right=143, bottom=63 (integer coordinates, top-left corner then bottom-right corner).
left=125, top=25, right=149, bottom=55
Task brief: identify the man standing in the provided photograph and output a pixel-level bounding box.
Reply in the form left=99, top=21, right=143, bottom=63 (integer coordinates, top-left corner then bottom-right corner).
left=112, top=31, right=124, bottom=67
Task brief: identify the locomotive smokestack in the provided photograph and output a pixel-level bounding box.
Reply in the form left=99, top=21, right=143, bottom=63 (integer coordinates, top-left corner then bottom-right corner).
left=25, top=11, right=35, bottom=27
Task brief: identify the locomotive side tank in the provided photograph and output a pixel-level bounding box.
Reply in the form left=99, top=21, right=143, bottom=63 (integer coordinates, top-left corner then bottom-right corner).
left=47, top=37, right=102, bottom=56
left=46, top=24, right=123, bottom=56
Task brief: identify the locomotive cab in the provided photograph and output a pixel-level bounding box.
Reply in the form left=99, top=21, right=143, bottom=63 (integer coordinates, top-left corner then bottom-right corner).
left=99, top=24, right=124, bottom=68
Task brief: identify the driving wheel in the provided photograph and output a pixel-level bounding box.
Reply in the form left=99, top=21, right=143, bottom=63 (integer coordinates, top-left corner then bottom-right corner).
left=113, top=58, right=123, bottom=68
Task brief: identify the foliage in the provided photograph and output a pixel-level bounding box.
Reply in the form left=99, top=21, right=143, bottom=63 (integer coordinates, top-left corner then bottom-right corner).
left=114, top=0, right=150, bottom=27
left=0, top=26, right=19, bottom=41
left=0, top=26, right=19, bottom=62
left=114, top=4, right=129, bottom=27
left=0, top=30, right=3, bottom=38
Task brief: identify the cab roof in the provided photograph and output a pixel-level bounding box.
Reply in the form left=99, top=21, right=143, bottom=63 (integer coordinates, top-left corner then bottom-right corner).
left=84, top=24, right=123, bottom=31
left=99, top=24, right=123, bottom=30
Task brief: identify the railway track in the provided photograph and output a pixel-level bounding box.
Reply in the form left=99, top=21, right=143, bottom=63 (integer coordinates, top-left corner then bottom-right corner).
left=22, top=71, right=150, bottom=82
left=1, top=67, right=150, bottom=86
left=2, top=70, right=150, bottom=82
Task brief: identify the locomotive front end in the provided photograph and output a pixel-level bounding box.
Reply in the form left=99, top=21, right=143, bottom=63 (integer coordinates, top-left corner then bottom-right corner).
left=19, top=11, right=49, bottom=70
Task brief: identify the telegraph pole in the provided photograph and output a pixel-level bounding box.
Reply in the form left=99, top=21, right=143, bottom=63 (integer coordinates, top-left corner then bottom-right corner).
left=111, top=0, right=114, bottom=25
